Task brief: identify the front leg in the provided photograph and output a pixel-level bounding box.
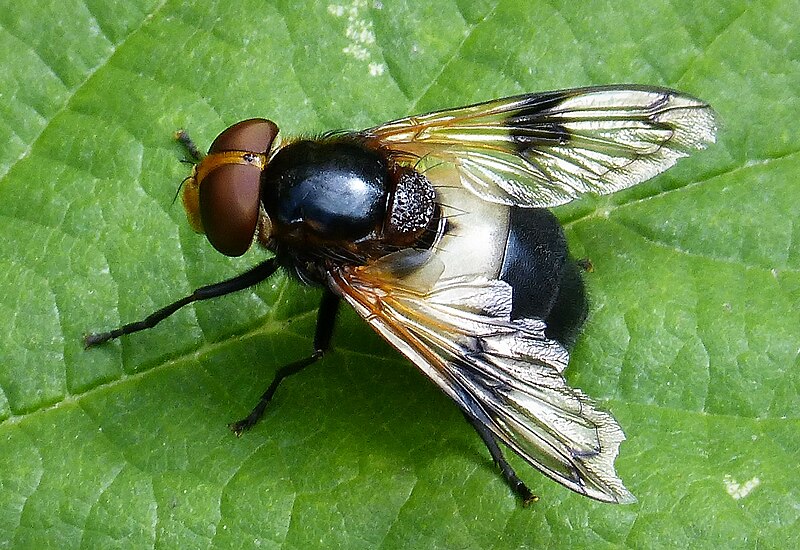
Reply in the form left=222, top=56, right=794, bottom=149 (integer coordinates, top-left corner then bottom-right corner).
left=84, top=258, right=281, bottom=347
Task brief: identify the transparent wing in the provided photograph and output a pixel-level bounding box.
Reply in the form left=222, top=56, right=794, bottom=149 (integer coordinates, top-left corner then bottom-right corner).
left=328, top=264, right=635, bottom=503
left=365, top=85, right=716, bottom=207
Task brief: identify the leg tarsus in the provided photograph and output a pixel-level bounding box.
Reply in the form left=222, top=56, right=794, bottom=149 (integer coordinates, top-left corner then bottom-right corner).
left=463, top=412, right=539, bottom=506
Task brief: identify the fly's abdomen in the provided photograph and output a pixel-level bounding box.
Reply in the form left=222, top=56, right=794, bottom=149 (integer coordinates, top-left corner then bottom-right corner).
left=499, top=208, right=587, bottom=347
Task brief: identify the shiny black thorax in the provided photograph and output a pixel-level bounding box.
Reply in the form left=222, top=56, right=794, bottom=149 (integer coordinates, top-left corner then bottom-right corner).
left=262, top=139, right=389, bottom=242
left=260, top=137, right=437, bottom=283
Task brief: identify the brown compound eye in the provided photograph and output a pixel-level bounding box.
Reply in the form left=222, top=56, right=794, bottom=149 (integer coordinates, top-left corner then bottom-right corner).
left=195, top=119, right=279, bottom=257
left=209, top=118, right=278, bottom=155
left=200, top=163, right=262, bottom=256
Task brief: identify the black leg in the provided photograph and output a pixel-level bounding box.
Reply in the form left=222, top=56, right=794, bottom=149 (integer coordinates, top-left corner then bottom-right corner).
left=229, top=289, right=340, bottom=435
left=84, top=258, right=280, bottom=347
left=463, top=412, right=539, bottom=506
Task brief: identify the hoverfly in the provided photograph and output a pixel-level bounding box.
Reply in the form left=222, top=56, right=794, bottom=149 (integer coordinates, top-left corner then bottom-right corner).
left=86, top=85, right=716, bottom=505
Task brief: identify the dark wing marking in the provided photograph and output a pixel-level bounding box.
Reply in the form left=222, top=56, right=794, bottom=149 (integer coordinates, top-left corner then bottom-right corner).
left=365, top=85, right=716, bottom=207
left=328, top=265, right=635, bottom=503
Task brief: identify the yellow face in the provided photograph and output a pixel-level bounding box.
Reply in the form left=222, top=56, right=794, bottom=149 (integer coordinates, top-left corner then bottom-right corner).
left=181, top=165, right=204, bottom=234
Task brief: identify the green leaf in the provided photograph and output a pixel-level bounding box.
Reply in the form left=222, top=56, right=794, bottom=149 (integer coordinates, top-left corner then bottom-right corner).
left=1, top=0, right=797, bottom=548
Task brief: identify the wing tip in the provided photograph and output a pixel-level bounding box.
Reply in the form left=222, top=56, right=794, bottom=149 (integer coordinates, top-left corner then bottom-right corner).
left=580, top=482, right=637, bottom=504
left=656, top=89, right=718, bottom=149
left=615, top=489, right=638, bottom=504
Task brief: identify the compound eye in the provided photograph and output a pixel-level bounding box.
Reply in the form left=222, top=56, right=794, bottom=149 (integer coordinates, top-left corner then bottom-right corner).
left=199, top=163, right=261, bottom=257
left=209, top=118, right=279, bottom=154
